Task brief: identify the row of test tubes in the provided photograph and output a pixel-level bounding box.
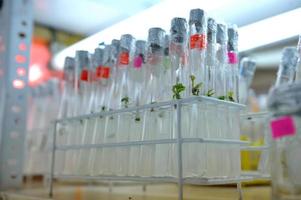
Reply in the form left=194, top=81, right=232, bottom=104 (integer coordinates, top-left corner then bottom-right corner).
left=55, top=8, right=242, bottom=179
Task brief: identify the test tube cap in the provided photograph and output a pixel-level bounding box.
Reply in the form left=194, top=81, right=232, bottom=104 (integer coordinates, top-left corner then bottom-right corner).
left=148, top=27, right=165, bottom=47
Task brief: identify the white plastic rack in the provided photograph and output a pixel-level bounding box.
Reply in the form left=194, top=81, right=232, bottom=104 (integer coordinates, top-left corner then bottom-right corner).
left=49, top=96, right=253, bottom=200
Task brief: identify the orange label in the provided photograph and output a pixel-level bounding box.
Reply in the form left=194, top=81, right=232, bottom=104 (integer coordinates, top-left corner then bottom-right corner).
left=190, top=34, right=206, bottom=49
left=119, top=52, right=129, bottom=65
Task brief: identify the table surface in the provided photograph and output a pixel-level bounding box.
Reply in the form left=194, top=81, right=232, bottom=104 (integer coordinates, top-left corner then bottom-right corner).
left=2, top=182, right=271, bottom=200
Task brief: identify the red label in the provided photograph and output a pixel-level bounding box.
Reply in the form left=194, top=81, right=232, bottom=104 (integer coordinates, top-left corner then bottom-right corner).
left=96, top=66, right=102, bottom=78
left=80, top=69, right=90, bottom=81
left=270, top=116, right=296, bottom=139
left=119, top=52, right=129, bottom=65
left=101, top=67, right=110, bottom=78
left=96, top=66, right=110, bottom=79
left=190, top=34, right=206, bottom=49
left=228, top=52, right=238, bottom=64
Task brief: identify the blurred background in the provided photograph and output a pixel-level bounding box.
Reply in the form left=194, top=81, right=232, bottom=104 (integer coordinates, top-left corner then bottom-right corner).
left=0, top=0, right=300, bottom=198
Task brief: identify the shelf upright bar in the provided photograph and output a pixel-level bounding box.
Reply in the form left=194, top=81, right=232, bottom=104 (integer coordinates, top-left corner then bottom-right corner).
left=0, top=0, right=33, bottom=189
left=49, top=121, right=58, bottom=198
left=176, top=101, right=184, bottom=200
left=237, top=182, right=243, bottom=200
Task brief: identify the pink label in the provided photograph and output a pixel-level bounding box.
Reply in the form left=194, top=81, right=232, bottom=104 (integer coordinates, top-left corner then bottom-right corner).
left=228, top=52, right=238, bottom=64
left=270, top=116, right=296, bottom=139
left=133, top=56, right=143, bottom=68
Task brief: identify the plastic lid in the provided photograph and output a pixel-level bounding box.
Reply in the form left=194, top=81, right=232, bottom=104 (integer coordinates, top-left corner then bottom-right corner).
left=147, top=27, right=165, bottom=47
left=268, top=82, right=301, bottom=115
left=120, top=34, right=135, bottom=52
left=207, top=18, right=217, bottom=43
left=170, top=17, right=187, bottom=44
left=217, top=23, right=228, bottom=44
left=228, top=25, right=238, bottom=51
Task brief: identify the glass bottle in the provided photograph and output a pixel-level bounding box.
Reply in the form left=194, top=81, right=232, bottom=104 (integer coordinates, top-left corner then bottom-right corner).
left=227, top=25, right=241, bottom=178
left=188, top=9, right=207, bottom=96
left=187, top=9, right=208, bottom=178
left=226, top=25, right=239, bottom=102
left=57, top=57, right=75, bottom=175
left=140, top=27, right=165, bottom=177
left=97, top=40, right=120, bottom=176
left=239, top=58, right=256, bottom=105
left=198, top=17, right=217, bottom=178
left=128, top=40, right=147, bottom=176
left=162, top=18, right=189, bottom=177
left=268, top=82, right=301, bottom=200
left=208, top=23, right=229, bottom=178
left=76, top=51, right=94, bottom=174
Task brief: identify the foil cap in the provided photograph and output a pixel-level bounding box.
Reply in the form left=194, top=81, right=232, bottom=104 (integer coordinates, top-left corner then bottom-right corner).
left=240, top=58, right=256, bottom=78
left=189, top=9, right=207, bottom=33
left=147, top=27, right=165, bottom=48
left=120, top=34, right=135, bottom=52
left=110, top=39, right=120, bottom=60
left=63, top=57, right=75, bottom=82
left=93, top=48, right=104, bottom=66
left=102, top=45, right=111, bottom=65
left=281, top=47, right=299, bottom=71
left=64, top=57, right=75, bottom=71
left=135, top=40, right=147, bottom=57
left=75, top=50, right=90, bottom=69
left=268, top=82, right=301, bottom=115
left=217, top=23, right=228, bottom=44
left=164, top=35, right=170, bottom=56
left=207, top=18, right=217, bottom=43
left=228, top=25, right=238, bottom=51
left=170, top=17, right=187, bottom=44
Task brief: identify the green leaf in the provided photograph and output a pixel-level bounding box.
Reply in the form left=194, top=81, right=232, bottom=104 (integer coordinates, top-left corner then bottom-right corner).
left=190, top=75, right=196, bottom=82
left=190, top=75, right=202, bottom=96
left=218, top=96, right=226, bottom=100
left=172, top=83, right=186, bottom=99
left=206, top=89, right=215, bottom=97
left=121, top=96, right=129, bottom=107
left=227, top=91, right=235, bottom=102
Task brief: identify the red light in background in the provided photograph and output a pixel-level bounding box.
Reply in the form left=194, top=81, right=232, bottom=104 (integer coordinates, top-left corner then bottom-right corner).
left=29, top=64, right=42, bottom=83
left=18, top=43, right=27, bottom=51
left=16, top=67, right=26, bottom=76
left=28, top=38, right=51, bottom=86
left=12, top=79, right=25, bottom=89
left=15, top=55, right=26, bottom=63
